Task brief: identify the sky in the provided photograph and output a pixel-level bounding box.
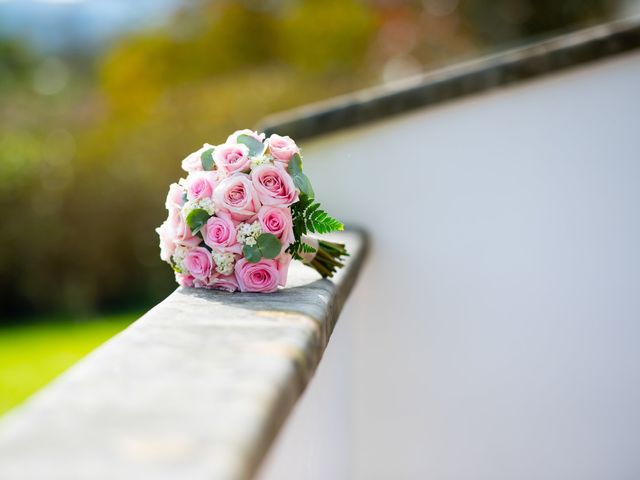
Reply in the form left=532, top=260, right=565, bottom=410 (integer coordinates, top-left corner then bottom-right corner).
left=2, top=0, right=639, bottom=55
left=0, top=0, right=186, bottom=53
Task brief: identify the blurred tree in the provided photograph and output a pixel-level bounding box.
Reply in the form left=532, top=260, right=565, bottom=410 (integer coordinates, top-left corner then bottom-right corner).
left=461, top=0, right=616, bottom=44
left=276, top=0, right=376, bottom=73
left=0, top=0, right=378, bottom=319
left=0, top=39, right=36, bottom=91
left=100, top=0, right=375, bottom=117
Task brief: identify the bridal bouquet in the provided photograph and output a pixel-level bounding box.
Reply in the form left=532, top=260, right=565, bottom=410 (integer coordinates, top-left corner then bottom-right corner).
left=156, top=129, right=347, bottom=293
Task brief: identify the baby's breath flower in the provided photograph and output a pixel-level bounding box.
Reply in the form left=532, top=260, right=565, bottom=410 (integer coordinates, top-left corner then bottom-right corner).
left=213, top=251, right=236, bottom=275
left=198, top=198, right=216, bottom=215
left=182, top=200, right=196, bottom=217
left=182, top=198, right=216, bottom=216
left=172, top=246, right=189, bottom=273
left=250, top=153, right=274, bottom=169
left=236, top=221, right=263, bottom=246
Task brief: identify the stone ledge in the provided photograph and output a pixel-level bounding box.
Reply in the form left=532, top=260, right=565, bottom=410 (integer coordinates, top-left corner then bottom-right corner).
left=260, top=16, right=640, bottom=141
left=0, top=231, right=367, bottom=480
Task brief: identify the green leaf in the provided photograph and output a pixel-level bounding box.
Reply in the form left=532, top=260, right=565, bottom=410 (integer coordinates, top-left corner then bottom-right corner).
left=288, top=153, right=304, bottom=174
left=286, top=193, right=313, bottom=257
left=237, top=134, right=265, bottom=157
left=200, top=147, right=215, bottom=171
left=307, top=208, right=344, bottom=234
left=291, top=192, right=344, bottom=234
left=256, top=233, right=282, bottom=259
left=286, top=192, right=345, bottom=256
left=294, top=173, right=314, bottom=199
left=185, top=208, right=210, bottom=235
left=299, top=242, right=317, bottom=254
left=288, top=153, right=314, bottom=198
left=243, top=244, right=262, bottom=263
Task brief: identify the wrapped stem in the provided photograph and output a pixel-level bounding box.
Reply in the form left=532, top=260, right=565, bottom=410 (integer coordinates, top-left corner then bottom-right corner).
left=300, top=235, right=349, bottom=278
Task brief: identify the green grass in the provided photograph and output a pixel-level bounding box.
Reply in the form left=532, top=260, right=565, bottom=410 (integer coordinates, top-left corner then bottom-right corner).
left=0, top=313, right=139, bottom=416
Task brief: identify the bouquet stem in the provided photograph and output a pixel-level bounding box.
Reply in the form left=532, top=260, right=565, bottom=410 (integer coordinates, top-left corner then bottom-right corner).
left=301, top=235, right=348, bottom=278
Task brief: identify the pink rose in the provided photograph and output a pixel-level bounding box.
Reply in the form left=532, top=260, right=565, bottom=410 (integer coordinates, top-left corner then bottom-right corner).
left=174, top=211, right=202, bottom=247
left=175, top=272, right=195, bottom=287
left=181, top=144, right=214, bottom=173
left=186, top=171, right=217, bottom=201
left=193, top=277, right=210, bottom=289
left=183, top=246, right=213, bottom=280
left=257, top=206, right=294, bottom=250
left=208, top=273, right=239, bottom=293
left=235, top=258, right=282, bottom=293
left=277, top=253, right=292, bottom=287
left=165, top=183, right=185, bottom=211
left=203, top=210, right=241, bottom=254
left=268, top=134, right=299, bottom=165
left=226, top=129, right=265, bottom=144
left=156, top=220, right=176, bottom=262
left=214, top=174, right=261, bottom=221
left=213, top=143, right=251, bottom=176
left=251, top=164, right=299, bottom=207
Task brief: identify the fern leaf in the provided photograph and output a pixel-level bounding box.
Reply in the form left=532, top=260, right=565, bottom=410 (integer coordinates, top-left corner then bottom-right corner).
left=299, top=243, right=317, bottom=253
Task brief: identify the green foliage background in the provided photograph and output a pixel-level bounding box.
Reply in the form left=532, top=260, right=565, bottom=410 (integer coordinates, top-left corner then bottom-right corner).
left=0, top=0, right=619, bottom=320
left=0, top=313, right=137, bottom=414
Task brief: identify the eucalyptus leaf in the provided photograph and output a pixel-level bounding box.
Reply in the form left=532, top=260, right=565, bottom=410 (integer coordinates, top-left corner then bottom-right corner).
left=288, top=153, right=304, bottom=176
left=294, top=174, right=314, bottom=198
left=185, top=208, right=210, bottom=235
left=237, top=134, right=265, bottom=157
left=256, top=233, right=282, bottom=259
left=243, top=244, right=262, bottom=263
left=200, top=147, right=215, bottom=171
left=288, top=153, right=314, bottom=198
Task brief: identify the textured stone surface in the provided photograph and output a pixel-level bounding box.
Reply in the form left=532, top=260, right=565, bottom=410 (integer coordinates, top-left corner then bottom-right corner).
left=0, top=232, right=366, bottom=480
left=260, top=16, right=640, bottom=140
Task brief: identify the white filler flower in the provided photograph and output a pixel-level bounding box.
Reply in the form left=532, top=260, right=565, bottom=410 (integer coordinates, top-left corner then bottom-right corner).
left=236, top=221, right=263, bottom=246
left=213, top=251, right=236, bottom=275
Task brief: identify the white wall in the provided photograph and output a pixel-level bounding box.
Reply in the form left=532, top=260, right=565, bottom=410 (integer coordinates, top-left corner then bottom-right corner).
left=256, top=297, right=356, bottom=480
left=261, top=50, right=640, bottom=480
